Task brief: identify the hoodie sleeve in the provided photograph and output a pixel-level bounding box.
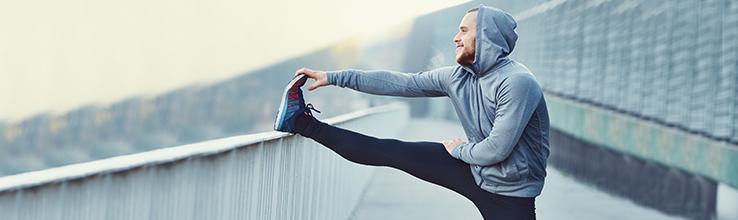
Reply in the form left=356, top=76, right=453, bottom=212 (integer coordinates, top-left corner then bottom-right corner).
left=451, top=74, right=542, bottom=166
left=325, top=66, right=456, bottom=97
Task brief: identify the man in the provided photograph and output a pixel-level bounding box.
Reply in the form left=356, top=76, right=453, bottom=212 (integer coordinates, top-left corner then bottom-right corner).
left=274, top=5, right=549, bottom=220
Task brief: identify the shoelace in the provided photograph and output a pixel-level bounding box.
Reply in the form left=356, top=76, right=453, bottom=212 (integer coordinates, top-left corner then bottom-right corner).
left=305, top=103, right=321, bottom=116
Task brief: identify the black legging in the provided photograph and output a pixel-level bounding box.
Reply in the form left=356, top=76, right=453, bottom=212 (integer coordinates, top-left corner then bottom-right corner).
left=295, top=114, right=536, bottom=220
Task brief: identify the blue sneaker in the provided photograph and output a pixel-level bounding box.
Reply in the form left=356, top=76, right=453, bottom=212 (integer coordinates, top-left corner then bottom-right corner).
left=274, top=74, right=320, bottom=133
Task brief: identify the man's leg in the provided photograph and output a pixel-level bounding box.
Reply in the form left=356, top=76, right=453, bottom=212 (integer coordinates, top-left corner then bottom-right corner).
left=296, top=114, right=474, bottom=191
left=295, top=114, right=535, bottom=220
left=475, top=193, right=537, bottom=220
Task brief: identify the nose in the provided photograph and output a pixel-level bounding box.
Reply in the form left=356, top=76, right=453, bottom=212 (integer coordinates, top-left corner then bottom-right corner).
left=453, top=32, right=461, bottom=45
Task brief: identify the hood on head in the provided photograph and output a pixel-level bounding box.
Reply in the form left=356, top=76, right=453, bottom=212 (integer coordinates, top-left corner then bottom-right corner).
left=462, top=4, right=518, bottom=76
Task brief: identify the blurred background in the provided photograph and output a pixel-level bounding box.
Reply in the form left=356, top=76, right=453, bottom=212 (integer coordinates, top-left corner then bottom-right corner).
left=1, top=0, right=737, bottom=219
left=0, top=0, right=467, bottom=173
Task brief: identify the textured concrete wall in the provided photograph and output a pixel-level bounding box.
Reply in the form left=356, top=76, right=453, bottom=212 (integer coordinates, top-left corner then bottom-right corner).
left=549, top=127, right=716, bottom=220
left=514, top=0, right=738, bottom=143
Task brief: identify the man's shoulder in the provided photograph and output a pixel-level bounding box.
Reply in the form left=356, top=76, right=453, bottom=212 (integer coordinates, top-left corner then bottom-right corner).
left=496, top=60, right=538, bottom=81
left=498, top=60, right=534, bottom=75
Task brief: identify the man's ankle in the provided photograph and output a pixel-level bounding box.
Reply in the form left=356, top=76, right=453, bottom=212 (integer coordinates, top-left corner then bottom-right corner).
left=295, top=113, right=316, bottom=136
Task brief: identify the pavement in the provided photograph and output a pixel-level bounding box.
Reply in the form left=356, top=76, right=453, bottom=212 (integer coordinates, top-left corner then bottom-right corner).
left=349, top=118, right=685, bottom=220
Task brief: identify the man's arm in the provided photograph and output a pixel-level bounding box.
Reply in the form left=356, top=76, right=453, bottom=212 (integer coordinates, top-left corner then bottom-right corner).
left=449, top=74, right=542, bottom=166
left=296, top=66, right=456, bottom=97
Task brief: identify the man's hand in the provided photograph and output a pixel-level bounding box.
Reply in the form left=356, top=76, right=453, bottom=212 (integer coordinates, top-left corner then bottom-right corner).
left=295, top=67, right=329, bottom=91
left=442, top=138, right=466, bottom=155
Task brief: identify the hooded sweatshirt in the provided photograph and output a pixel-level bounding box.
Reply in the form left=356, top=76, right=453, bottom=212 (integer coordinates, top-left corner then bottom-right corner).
left=326, top=5, right=550, bottom=198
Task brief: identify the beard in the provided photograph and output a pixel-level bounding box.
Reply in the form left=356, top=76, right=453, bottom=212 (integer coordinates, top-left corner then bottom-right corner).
left=456, top=49, right=475, bottom=65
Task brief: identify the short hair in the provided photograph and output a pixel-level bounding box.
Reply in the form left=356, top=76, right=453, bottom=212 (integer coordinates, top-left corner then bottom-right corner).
left=467, top=7, right=479, bottom=13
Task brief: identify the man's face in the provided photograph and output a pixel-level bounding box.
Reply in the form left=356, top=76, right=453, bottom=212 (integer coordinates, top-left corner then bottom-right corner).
left=454, top=12, right=477, bottom=65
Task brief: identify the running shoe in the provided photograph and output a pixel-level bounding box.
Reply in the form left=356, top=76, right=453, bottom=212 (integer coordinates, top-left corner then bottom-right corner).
left=274, top=74, right=320, bottom=133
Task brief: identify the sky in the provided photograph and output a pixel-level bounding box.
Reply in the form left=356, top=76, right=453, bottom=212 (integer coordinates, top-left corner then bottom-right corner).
left=0, top=0, right=469, bottom=122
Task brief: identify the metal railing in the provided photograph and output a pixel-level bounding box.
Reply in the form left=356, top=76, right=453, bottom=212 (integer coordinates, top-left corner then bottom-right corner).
left=0, top=102, right=410, bottom=220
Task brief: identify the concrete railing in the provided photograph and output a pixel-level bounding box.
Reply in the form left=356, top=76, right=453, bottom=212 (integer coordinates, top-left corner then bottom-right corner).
left=0, top=102, right=410, bottom=220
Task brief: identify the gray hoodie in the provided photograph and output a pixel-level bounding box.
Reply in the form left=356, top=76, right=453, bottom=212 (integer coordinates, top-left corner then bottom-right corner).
left=326, top=5, right=549, bottom=198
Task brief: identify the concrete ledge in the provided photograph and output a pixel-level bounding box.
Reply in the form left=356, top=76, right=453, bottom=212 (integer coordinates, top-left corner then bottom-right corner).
left=546, top=93, right=738, bottom=189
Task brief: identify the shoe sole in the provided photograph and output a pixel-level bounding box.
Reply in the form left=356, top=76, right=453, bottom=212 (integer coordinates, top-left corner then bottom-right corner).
left=274, top=75, right=306, bottom=131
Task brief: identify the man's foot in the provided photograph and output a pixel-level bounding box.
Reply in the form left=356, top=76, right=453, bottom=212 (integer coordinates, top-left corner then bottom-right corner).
left=274, top=74, right=321, bottom=133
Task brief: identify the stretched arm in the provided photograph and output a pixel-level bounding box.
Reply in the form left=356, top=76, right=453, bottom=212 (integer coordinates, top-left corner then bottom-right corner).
left=295, top=66, right=457, bottom=97
left=449, top=74, right=543, bottom=166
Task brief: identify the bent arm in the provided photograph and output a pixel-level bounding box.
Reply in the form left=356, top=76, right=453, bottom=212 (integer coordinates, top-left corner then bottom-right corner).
left=326, top=66, right=456, bottom=97
left=451, top=74, right=543, bottom=166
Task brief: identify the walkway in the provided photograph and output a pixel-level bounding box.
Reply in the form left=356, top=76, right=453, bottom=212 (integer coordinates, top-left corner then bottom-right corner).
left=349, top=119, right=685, bottom=220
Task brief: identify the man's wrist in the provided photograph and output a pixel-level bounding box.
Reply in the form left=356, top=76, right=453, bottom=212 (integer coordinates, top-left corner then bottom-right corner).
left=451, top=143, right=465, bottom=159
